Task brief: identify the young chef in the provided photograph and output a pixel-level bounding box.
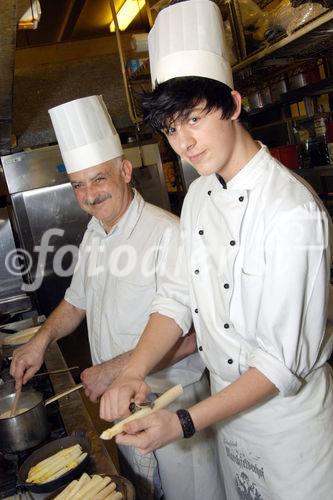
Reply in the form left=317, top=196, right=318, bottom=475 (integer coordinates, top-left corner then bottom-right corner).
left=10, top=95, right=222, bottom=500
left=99, top=1, right=333, bottom=498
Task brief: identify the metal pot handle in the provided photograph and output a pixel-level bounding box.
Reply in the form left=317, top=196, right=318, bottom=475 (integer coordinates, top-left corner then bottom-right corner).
left=44, top=383, right=83, bottom=406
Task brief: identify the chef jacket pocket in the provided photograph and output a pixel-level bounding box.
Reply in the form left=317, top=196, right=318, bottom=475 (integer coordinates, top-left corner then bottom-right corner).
left=115, top=274, right=156, bottom=338
left=240, top=260, right=264, bottom=334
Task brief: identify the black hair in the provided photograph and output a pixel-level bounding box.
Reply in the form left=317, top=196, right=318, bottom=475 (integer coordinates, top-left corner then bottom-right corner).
left=141, top=76, right=246, bottom=132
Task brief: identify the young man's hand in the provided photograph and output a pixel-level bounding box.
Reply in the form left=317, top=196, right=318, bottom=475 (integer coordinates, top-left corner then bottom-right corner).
left=99, top=374, right=151, bottom=421
left=115, top=409, right=183, bottom=453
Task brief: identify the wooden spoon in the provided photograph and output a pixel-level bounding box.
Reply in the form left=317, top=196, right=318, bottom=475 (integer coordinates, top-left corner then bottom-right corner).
left=10, top=386, right=22, bottom=417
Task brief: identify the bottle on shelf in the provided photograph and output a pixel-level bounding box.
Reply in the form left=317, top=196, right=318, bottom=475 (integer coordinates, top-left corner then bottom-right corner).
left=326, top=121, right=333, bottom=165
left=313, top=106, right=330, bottom=166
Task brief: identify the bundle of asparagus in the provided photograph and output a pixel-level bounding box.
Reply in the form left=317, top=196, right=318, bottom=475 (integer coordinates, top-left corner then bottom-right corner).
left=0, top=325, right=41, bottom=345
left=26, top=444, right=87, bottom=484
left=54, top=473, right=123, bottom=500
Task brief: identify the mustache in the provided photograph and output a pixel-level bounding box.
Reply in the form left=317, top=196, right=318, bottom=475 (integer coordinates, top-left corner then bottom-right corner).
left=84, top=193, right=112, bottom=206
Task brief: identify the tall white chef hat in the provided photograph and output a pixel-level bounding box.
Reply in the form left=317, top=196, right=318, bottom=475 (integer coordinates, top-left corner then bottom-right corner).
left=148, top=0, right=233, bottom=89
left=48, top=95, right=123, bottom=174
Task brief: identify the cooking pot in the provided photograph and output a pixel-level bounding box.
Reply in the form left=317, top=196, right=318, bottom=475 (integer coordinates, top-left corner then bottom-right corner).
left=0, top=382, right=83, bottom=452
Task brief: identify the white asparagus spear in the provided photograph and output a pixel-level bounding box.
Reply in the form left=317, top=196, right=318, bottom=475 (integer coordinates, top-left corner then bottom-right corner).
left=110, top=492, right=123, bottom=500
left=100, top=384, right=183, bottom=440
left=85, top=476, right=112, bottom=499
left=42, top=453, right=87, bottom=483
left=70, top=474, right=104, bottom=500
left=93, top=481, right=117, bottom=500
left=66, top=473, right=91, bottom=499
left=42, top=467, right=68, bottom=483
left=54, top=479, right=78, bottom=500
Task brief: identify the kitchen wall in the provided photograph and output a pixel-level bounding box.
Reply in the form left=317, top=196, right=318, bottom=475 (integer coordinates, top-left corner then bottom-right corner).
left=13, top=35, right=135, bottom=150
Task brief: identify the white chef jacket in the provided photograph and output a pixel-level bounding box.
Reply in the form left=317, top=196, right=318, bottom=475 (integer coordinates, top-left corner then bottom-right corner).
left=65, top=189, right=223, bottom=500
left=151, top=144, right=333, bottom=499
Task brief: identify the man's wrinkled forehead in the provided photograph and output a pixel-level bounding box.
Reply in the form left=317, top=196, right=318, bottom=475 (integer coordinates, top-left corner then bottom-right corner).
left=68, top=157, right=121, bottom=182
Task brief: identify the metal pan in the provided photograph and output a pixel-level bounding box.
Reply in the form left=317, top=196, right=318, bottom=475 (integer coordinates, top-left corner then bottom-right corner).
left=17, top=434, right=91, bottom=494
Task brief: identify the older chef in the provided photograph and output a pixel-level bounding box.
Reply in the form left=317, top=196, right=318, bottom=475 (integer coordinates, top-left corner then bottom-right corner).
left=99, top=2, right=333, bottom=499
left=10, top=95, right=222, bottom=500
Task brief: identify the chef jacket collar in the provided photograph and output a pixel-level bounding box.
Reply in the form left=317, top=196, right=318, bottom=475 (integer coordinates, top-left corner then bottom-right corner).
left=212, top=142, right=268, bottom=192
left=225, top=142, right=268, bottom=191
left=215, top=173, right=227, bottom=189
left=87, top=188, right=145, bottom=238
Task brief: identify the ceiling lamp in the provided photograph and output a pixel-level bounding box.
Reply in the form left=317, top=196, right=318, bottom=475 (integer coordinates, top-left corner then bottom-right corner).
left=110, top=0, right=145, bottom=32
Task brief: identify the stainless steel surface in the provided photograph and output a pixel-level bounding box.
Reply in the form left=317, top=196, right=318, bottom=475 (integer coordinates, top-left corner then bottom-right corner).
left=124, top=142, right=170, bottom=211
left=1, top=145, right=65, bottom=194
left=0, top=388, right=48, bottom=452
left=2, top=148, right=90, bottom=314
left=248, top=91, right=264, bottom=111
left=10, top=185, right=89, bottom=314
left=270, top=78, right=287, bottom=102
left=0, top=206, right=32, bottom=315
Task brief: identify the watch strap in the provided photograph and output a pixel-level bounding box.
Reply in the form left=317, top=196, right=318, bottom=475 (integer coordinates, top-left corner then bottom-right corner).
left=176, top=409, right=196, bottom=438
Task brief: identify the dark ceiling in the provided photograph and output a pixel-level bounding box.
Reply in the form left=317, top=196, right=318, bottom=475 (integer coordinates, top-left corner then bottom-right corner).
left=16, top=0, right=151, bottom=48
left=0, top=0, right=153, bottom=154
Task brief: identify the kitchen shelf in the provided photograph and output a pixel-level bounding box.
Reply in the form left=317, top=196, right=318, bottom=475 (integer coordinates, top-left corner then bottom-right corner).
left=245, top=77, right=333, bottom=116
left=233, top=10, right=333, bottom=73
left=247, top=101, right=282, bottom=116
left=280, top=76, right=333, bottom=104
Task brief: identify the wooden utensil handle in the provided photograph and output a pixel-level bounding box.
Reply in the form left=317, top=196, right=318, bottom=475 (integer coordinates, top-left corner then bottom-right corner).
left=44, top=383, right=83, bottom=406
left=10, top=386, right=22, bottom=417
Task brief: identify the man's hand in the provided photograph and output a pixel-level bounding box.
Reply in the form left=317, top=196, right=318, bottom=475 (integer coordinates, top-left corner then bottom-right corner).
left=10, top=336, right=48, bottom=389
left=115, top=409, right=183, bottom=453
left=81, top=362, right=118, bottom=402
left=81, top=351, right=135, bottom=402
left=100, top=375, right=151, bottom=422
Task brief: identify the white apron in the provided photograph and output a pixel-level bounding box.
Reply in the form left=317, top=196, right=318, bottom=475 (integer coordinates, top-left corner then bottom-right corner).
left=210, top=364, right=333, bottom=500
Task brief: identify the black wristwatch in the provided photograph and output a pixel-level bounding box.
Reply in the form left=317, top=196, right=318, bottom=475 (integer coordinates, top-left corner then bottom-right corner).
left=176, top=409, right=196, bottom=438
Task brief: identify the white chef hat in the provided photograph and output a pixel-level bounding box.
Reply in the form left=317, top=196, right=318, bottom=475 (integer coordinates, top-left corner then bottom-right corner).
left=149, top=0, right=233, bottom=89
left=48, top=95, right=123, bottom=174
